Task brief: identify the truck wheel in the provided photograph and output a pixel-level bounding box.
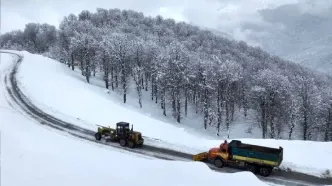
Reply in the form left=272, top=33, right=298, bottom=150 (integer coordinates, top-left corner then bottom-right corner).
left=259, top=167, right=272, bottom=177
left=247, top=164, right=257, bottom=173
left=214, top=158, right=224, bottom=168
left=95, top=133, right=102, bottom=141
left=128, top=141, right=135, bottom=148
left=120, top=139, right=126, bottom=147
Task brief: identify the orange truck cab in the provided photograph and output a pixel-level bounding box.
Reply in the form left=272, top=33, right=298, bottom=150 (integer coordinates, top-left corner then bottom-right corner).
left=208, top=143, right=230, bottom=161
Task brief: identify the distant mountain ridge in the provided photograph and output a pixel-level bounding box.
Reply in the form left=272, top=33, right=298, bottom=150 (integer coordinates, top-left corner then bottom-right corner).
left=215, top=1, right=332, bottom=74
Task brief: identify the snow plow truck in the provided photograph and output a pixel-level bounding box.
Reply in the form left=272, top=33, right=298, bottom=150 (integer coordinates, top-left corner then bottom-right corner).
left=193, top=140, right=283, bottom=177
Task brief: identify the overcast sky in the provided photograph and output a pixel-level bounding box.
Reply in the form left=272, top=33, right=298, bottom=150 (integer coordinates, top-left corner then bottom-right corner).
left=1, top=0, right=331, bottom=47
left=0, top=0, right=300, bottom=37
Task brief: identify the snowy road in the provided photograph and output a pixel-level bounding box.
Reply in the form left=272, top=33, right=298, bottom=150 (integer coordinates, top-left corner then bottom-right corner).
left=1, top=51, right=330, bottom=186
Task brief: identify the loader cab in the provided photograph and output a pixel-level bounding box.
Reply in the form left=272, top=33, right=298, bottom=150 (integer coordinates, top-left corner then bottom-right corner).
left=116, top=121, right=144, bottom=148
left=116, top=122, right=131, bottom=136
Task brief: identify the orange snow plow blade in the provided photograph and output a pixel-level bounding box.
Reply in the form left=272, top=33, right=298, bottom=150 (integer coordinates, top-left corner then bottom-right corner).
left=193, top=152, right=208, bottom=161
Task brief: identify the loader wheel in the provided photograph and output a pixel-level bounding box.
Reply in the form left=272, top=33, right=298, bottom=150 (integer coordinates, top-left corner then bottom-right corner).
left=259, top=167, right=272, bottom=177
left=120, top=139, right=126, bottom=147
left=214, top=158, right=224, bottom=168
left=109, top=135, right=116, bottom=142
left=95, top=133, right=102, bottom=141
left=128, top=141, right=135, bottom=148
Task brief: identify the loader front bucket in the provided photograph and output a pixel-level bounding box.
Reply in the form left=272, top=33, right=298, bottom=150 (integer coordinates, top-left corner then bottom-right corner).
left=193, top=152, right=208, bottom=161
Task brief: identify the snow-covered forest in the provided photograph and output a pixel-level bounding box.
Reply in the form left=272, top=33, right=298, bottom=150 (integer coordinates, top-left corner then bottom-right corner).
left=1, top=8, right=332, bottom=141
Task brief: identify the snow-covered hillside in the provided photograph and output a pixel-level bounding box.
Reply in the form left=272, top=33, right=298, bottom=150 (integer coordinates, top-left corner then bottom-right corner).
left=0, top=52, right=274, bottom=186
left=12, top=51, right=332, bottom=178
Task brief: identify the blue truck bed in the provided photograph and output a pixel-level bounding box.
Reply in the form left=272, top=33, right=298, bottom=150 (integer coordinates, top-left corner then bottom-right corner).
left=228, top=140, right=283, bottom=167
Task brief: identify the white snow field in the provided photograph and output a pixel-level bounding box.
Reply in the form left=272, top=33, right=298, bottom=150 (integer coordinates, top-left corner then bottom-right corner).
left=11, top=50, right=332, bottom=178
left=0, top=52, right=274, bottom=186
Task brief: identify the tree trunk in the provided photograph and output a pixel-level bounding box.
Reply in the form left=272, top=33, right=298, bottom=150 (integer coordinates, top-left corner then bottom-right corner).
left=71, top=52, right=75, bottom=70
left=260, top=100, right=267, bottom=138
left=329, top=106, right=332, bottom=141
left=193, top=88, right=196, bottom=103
left=121, top=62, right=126, bottom=103
left=185, top=88, right=188, bottom=117
left=85, top=57, right=90, bottom=83
left=203, top=87, right=208, bottom=129
left=110, top=65, right=114, bottom=91
left=93, top=66, right=96, bottom=76
left=269, top=117, right=275, bottom=138
left=103, top=57, right=109, bottom=89
left=217, top=86, right=222, bottom=136
left=80, top=60, right=84, bottom=76
left=161, top=88, right=164, bottom=109
left=244, top=97, right=248, bottom=118
left=177, top=92, right=181, bottom=123
left=172, top=89, right=176, bottom=118
left=195, top=91, right=199, bottom=114
left=288, top=114, right=295, bottom=140
left=324, top=107, right=331, bottom=141
left=155, top=83, right=158, bottom=104
left=225, top=101, right=230, bottom=132
left=138, top=90, right=142, bottom=108
left=115, top=74, right=118, bottom=88
left=151, top=77, right=154, bottom=100
left=141, top=76, right=144, bottom=90
left=303, top=109, right=308, bottom=140
left=230, top=101, right=235, bottom=122
left=69, top=52, right=74, bottom=70
left=163, top=89, right=166, bottom=116
left=145, top=75, right=148, bottom=91
left=104, top=72, right=109, bottom=89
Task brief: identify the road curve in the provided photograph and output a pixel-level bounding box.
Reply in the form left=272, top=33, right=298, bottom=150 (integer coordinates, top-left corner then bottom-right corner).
left=1, top=51, right=331, bottom=186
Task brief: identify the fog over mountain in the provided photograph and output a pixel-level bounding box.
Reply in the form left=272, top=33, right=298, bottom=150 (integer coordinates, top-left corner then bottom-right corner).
left=217, top=0, right=332, bottom=74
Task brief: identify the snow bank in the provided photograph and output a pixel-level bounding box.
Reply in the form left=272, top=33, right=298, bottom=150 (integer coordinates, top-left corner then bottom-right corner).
left=0, top=52, right=269, bottom=186
left=15, top=51, right=332, bottom=178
